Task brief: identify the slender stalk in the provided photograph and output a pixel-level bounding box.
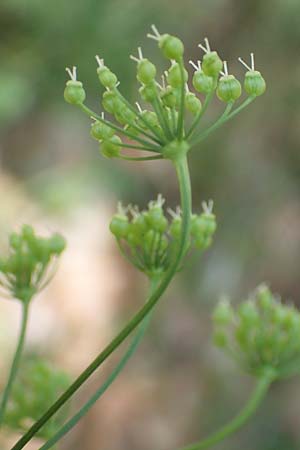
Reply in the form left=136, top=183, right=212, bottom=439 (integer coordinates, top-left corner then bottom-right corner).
left=78, top=104, right=161, bottom=151
left=114, top=89, right=164, bottom=144
left=11, top=155, right=192, bottom=450
left=152, top=97, right=173, bottom=141
left=39, top=276, right=161, bottom=450
left=186, top=92, right=213, bottom=139
left=179, top=369, right=275, bottom=450
left=190, top=102, right=233, bottom=147
left=119, top=155, right=163, bottom=162
left=0, top=301, right=30, bottom=425
left=190, top=97, right=255, bottom=147
left=177, top=59, right=186, bottom=139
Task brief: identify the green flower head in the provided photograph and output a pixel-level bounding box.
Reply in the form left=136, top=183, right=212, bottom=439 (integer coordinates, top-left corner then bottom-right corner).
left=213, top=285, right=300, bottom=379
left=0, top=225, right=66, bottom=303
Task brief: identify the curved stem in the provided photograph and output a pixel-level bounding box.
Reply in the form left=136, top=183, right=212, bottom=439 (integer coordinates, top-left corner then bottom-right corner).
left=0, top=302, right=30, bottom=426
left=179, top=370, right=275, bottom=450
left=11, top=155, right=192, bottom=450
left=39, top=276, right=161, bottom=450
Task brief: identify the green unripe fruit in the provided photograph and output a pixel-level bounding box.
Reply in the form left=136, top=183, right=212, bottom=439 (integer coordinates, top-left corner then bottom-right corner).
left=138, top=111, right=159, bottom=129
left=194, top=235, right=212, bottom=250
left=101, top=135, right=122, bottom=158
left=217, top=75, right=242, bottom=102
left=137, top=59, right=157, bottom=85
left=244, top=70, right=266, bottom=97
left=185, top=93, right=202, bottom=115
left=109, top=214, right=130, bottom=239
left=90, top=121, right=115, bottom=140
left=192, top=71, right=214, bottom=94
left=161, top=86, right=177, bottom=108
left=49, top=234, right=66, bottom=255
left=257, top=284, right=273, bottom=311
left=34, top=238, right=51, bottom=263
left=64, top=80, right=86, bottom=105
left=115, top=106, right=136, bottom=125
left=159, top=34, right=184, bottom=61
left=239, top=301, right=260, bottom=326
left=213, top=299, right=233, bottom=325
left=97, top=66, right=118, bottom=89
left=169, top=217, right=182, bottom=239
left=202, top=51, right=223, bottom=77
left=191, top=214, right=216, bottom=238
left=9, top=232, right=22, bottom=250
left=139, top=83, right=157, bottom=102
left=102, top=90, right=122, bottom=114
left=147, top=207, right=168, bottom=233
left=167, top=63, right=188, bottom=88
left=213, top=329, right=228, bottom=348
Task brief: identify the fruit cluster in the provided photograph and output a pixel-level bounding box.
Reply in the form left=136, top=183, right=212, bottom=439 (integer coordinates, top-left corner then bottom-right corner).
left=64, top=26, right=266, bottom=161
left=4, top=359, right=70, bottom=439
left=213, top=285, right=300, bottom=378
left=0, top=225, right=66, bottom=302
left=109, top=195, right=216, bottom=277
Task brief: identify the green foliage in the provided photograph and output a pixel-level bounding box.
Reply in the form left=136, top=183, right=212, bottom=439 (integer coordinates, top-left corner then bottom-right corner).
left=3, top=358, right=70, bottom=440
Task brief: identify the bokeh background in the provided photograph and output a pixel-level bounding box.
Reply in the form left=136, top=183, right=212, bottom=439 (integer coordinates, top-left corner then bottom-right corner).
left=1, top=0, right=300, bottom=448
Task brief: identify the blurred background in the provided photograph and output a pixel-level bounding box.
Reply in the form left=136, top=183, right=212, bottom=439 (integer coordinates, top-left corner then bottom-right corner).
left=0, top=0, right=300, bottom=448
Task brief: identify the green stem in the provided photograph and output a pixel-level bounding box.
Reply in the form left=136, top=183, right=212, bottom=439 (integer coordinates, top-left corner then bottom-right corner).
left=190, top=97, right=255, bottom=147
left=0, top=302, right=30, bottom=426
left=114, top=89, right=164, bottom=144
left=179, top=369, right=275, bottom=450
left=186, top=92, right=213, bottom=140
left=190, top=102, right=233, bottom=147
left=177, top=59, right=186, bottom=139
left=119, top=155, right=163, bottom=162
left=11, top=155, right=192, bottom=450
left=39, top=276, right=161, bottom=450
left=152, top=96, right=173, bottom=141
left=79, top=104, right=161, bottom=151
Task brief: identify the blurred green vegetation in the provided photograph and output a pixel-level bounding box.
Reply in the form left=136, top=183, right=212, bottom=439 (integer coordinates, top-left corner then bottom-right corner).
left=1, top=0, right=300, bottom=449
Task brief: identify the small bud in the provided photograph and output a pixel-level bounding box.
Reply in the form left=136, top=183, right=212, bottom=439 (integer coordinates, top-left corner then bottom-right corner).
left=238, top=54, right=266, bottom=97
left=167, top=62, right=188, bottom=88
left=169, top=216, right=182, bottom=239
left=139, top=83, right=157, bottom=102
left=257, top=284, right=273, bottom=311
left=100, top=135, right=122, bottom=158
left=147, top=195, right=168, bottom=233
left=109, top=209, right=130, bottom=239
left=96, top=56, right=118, bottom=89
left=64, top=67, right=86, bottom=105
left=192, top=70, right=214, bottom=94
left=159, top=35, right=184, bottom=61
left=217, top=63, right=241, bottom=102
left=137, top=59, right=157, bottom=85
left=244, top=71, right=266, bottom=97
left=213, top=298, right=234, bottom=326
left=238, top=301, right=260, bottom=326
left=49, top=233, right=66, bottom=255
left=185, top=92, right=202, bottom=115
left=161, top=86, right=177, bottom=108
left=9, top=232, right=22, bottom=250
left=202, top=52, right=223, bottom=77
left=90, top=120, right=115, bottom=140
left=213, top=329, right=228, bottom=348
left=102, top=90, right=123, bottom=114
